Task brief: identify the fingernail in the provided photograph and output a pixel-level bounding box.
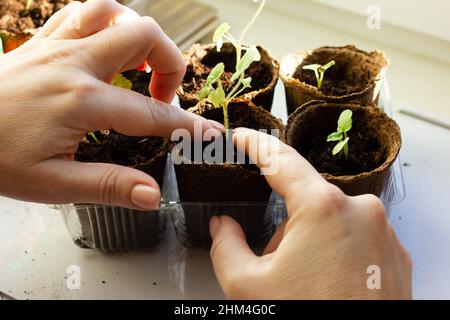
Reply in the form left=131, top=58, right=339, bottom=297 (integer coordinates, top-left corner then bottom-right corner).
left=207, top=120, right=225, bottom=132
left=131, top=184, right=160, bottom=210
left=209, top=215, right=221, bottom=238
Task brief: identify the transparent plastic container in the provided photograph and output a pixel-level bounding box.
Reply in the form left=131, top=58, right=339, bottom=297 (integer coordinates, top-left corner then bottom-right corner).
left=55, top=80, right=404, bottom=251
left=54, top=155, right=173, bottom=253
left=167, top=79, right=405, bottom=248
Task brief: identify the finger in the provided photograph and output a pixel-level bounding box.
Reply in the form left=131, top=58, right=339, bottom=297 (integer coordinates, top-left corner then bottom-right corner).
left=37, top=1, right=84, bottom=38
left=37, top=159, right=161, bottom=210
left=81, top=81, right=224, bottom=137
left=210, top=216, right=259, bottom=295
left=80, top=16, right=185, bottom=103
left=49, top=0, right=138, bottom=40
left=233, top=127, right=325, bottom=202
left=263, top=220, right=287, bottom=255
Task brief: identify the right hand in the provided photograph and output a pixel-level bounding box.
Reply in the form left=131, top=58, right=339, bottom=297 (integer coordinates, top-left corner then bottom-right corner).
left=209, top=128, right=412, bottom=299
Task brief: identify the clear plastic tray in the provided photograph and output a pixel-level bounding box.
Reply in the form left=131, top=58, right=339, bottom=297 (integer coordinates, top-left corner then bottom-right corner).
left=55, top=79, right=405, bottom=251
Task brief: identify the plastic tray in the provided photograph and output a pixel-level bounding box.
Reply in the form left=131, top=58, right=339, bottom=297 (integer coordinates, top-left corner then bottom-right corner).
left=55, top=79, right=405, bottom=252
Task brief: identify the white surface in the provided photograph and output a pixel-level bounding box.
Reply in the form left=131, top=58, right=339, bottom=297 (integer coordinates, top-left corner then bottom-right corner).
left=1, top=0, right=450, bottom=299
left=315, top=0, right=450, bottom=42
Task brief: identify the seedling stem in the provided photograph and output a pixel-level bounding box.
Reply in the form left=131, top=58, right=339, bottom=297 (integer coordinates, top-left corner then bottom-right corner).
left=303, top=60, right=335, bottom=90
left=197, top=0, right=265, bottom=140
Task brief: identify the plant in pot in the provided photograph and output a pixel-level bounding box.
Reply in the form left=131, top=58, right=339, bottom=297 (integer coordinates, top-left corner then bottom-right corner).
left=172, top=14, right=285, bottom=247
left=0, top=0, right=79, bottom=52
left=285, top=100, right=401, bottom=197
left=70, top=70, right=172, bottom=252
left=280, top=45, right=389, bottom=115
left=176, top=0, right=279, bottom=112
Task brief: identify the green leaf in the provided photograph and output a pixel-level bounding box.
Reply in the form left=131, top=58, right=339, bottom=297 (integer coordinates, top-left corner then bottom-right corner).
left=327, top=132, right=343, bottom=142
left=337, top=109, right=353, bottom=133
left=321, top=60, right=335, bottom=71
left=242, top=77, right=252, bottom=88
left=206, top=63, right=225, bottom=86
left=231, top=45, right=261, bottom=81
left=332, top=137, right=349, bottom=155
left=112, top=74, right=133, bottom=90
left=207, top=84, right=225, bottom=108
left=213, top=23, right=231, bottom=51
left=302, top=64, right=320, bottom=71
left=0, top=38, right=4, bottom=55
left=198, top=85, right=212, bottom=100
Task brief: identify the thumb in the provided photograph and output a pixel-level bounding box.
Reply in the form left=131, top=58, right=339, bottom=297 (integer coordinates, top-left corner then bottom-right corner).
left=209, top=215, right=259, bottom=297
left=40, top=159, right=162, bottom=210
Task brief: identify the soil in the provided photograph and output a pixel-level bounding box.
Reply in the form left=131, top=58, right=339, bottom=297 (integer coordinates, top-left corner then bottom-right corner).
left=293, top=46, right=376, bottom=97
left=302, top=130, right=384, bottom=176
left=0, top=0, right=75, bottom=33
left=122, top=70, right=152, bottom=96
left=182, top=42, right=273, bottom=98
left=289, top=105, right=386, bottom=176
left=75, top=131, right=167, bottom=174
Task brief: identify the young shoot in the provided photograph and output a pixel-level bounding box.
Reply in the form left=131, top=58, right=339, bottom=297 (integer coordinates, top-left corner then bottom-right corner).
left=327, top=109, right=352, bottom=160
left=88, top=132, right=100, bottom=144
left=198, top=0, right=266, bottom=139
left=302, top=60, right=335, bottom=90
left=25, top=0, right=33, bottom=10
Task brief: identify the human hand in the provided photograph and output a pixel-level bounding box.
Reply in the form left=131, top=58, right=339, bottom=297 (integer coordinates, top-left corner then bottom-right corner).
left=209, top=128, right=412, bottom=299
left=0, top=0, right=222, bottom=210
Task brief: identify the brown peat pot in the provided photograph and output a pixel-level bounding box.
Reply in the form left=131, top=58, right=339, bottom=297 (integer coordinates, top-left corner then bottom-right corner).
left=177, top=42, right=279, bottom=112
left=280, top=45, right=389, bottom=115
left=72, top=71, right=171, bottom=252
left=0, top=0, right=77, bottom=52
left=286, top=101, right=401, bottom=196
left=173, top=100, right=285, bottom=248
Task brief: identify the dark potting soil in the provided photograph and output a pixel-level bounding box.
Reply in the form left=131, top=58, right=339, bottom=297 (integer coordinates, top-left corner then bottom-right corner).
left=0, top=0, right=74, bottom=33
left=75, top=131, right=166, bottom=171
left=293, top=48, right=375, bottom=97
left=183, top=43, right=273, bottom=97
left=303, top=132, right=384, bottom=176
left=177, top=103, right=279, bottom=173
left=122, top=70, right=152, bottom=96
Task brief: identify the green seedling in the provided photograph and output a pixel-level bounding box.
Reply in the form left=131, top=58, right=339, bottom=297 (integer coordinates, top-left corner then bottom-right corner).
left=25, top=0, right=33, bottom=10
left=88, top=132, right=100, bottom=144
left=302, top=60, right=335, bottom=90
left=327, top=109, right=352, bottom=160
left=87, top=74, right=133, bottom=144
left=197, top=0, right=266, bottom=139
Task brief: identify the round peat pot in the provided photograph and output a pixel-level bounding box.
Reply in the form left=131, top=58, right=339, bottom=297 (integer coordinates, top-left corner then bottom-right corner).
left=280, top=45, right=389, bottom=115
left=172, top=100, right=285, bottom=248
left=73, top=132, right=171, bottom=252
left=177, top=42, right=279, bottom=112
left=286, top=101, right=401, bottom=196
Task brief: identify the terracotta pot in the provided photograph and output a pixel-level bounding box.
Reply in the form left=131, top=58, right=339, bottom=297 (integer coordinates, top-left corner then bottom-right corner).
left=177, top=42, right=279, bottom=112
left=280, top=45, right=389, bottom=115
left=286, top=101, right=401, bottom=196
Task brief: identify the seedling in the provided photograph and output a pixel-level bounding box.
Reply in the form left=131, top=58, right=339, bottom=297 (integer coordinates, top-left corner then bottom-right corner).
left=197, top=0, right=266, bottom=139
left=302, top=60, right=335, bottom=90
left=327, top=109, right=352, bottom=160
